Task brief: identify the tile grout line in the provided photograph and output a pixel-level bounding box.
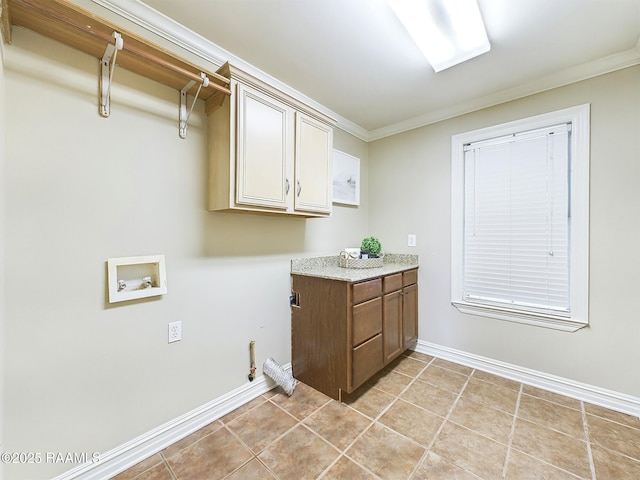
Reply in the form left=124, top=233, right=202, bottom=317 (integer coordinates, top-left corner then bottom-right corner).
left=224, top=390, right=337, bottom=480
left=501, top=383, right=523, bottom=478
left=408, top=366, right=476, bottom=479
left=158, top=451, right=178, bottom=480
left=581, top=400, right=598, bottom=480
left=221, top=405, right=301, bottom=480
left=334, top=354, right=435, bottom=480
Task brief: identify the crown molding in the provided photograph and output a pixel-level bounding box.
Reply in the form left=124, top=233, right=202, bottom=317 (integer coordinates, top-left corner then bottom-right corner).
left=89, top=1, right=639, bottom=143
left=367, top=41, right=640, bottom=141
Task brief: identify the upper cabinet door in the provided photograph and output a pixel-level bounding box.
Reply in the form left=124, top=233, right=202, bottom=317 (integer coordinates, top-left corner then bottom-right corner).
left=236, top=83, right=292, bottom=209
left=294, top=112, right=333, bottom=214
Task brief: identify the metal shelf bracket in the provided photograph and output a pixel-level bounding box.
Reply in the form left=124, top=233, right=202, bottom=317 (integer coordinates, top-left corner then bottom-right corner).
left=179, top=72, right=210, bottom=139
left=99, top=31, right=124, bottom=118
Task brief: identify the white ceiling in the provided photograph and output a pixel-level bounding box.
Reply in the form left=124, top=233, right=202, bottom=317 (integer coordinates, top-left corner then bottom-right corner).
left=136, top=0, right=640, bottom=138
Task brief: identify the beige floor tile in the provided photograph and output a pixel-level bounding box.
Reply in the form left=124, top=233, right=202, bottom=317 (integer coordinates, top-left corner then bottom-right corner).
left=226, top=401, right=297, bottom=453
left=472, top=370, right=521, bottom=391
left=387, top=355, right=430, bottom=376
left=585, top=402, right=640, bottom=429
left=346, top=423, right=425, bottom=479
left=270, top=381, right=332, bottom=420
left=303, top=400, right=372, bottom=450
left=401, top=380, right=458, bottom=417
left=319, top=455, right=378, bottom=479
left=418, top=365, right=469, bottom=394
left=592, top=445, right=640, bottom=480
left=587, top=414, right=640, bottom=461
left=431, top=421, right=507, bottom=479
left=379, top=398, right=445, bottom=446
left=342, top=385, right=396, bottom=419
left=127, top=462, right=174, bottom=480
left=258, top=425, right=340, bottom=480
left=111, top=454, right=164, bottom=480
left=405, top=350, right=435, bottom=364
left=505, top=450, right=585, bottom=479
left=161, top=421, right=223, bottom=459
left=367, top=368, right=413, bottom=396
left=461, top=377, right=519, bottom=414
left=522, top=385, right=582, bottom=410
left=412, top=451, right=481, bottom=479
left=219, top=395, right=268, bottom=424
left=165, top=427, right=253, bottom=480
left=518, top=394, right=586, bottom=439
left=431, top=358, right=473, bottom=375
left=224, top=458, right=277, bottom=479
left=512, top=418, right=591, bottom=478
left=449, top=396, right=514, bottom=445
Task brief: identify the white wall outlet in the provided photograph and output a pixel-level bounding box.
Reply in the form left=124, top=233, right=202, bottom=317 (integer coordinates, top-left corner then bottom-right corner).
left=168, top=321, right=182, bottom=343
left=408, top=234, right=417, bottom=247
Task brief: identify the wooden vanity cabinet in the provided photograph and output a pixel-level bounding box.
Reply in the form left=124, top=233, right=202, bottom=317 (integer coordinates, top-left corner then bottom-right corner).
left=291, top=268, right=418, bottom=400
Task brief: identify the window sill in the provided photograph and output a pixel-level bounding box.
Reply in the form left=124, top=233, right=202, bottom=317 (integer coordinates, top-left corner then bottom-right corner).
left=452, top=301, right=587, bottom=332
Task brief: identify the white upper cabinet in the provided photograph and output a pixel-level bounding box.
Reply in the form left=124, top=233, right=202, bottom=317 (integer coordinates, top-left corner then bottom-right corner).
left=295, top=112, right=334, bottom=214
left=206, top=63, right=335, bottom=217
left=236, top=84, right=292, bottom=210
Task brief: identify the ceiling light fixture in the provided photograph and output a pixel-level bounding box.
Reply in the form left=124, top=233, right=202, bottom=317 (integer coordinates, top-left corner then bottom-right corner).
left=387, top=0, right=490, bottom=72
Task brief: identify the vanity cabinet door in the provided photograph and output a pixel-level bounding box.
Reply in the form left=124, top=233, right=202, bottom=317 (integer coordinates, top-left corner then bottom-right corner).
left=403, top=270, right=419, bottom=349
left=383, top=289, right=404, bottom=363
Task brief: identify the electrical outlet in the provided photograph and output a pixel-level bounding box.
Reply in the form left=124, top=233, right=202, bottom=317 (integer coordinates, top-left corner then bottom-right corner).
left=408, top=234, right=417, bottom=247
left=168, top=321, right=182, bottom=343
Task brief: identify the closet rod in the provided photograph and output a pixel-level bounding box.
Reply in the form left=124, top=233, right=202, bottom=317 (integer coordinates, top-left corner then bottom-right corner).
left=128, top=45, right=230, bottom=96
left=13, top=0, right=231, bottom=96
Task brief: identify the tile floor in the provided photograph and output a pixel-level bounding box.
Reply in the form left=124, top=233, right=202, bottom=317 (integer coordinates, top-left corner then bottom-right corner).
left=112, top=351, right=640, bottom=480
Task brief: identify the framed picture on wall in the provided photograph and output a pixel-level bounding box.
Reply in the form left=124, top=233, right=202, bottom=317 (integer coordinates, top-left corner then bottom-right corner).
left=332, top=149, right=360, bottom=206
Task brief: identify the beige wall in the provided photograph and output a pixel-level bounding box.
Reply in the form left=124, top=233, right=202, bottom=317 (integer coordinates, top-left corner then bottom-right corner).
left=369, top=66, right=640, bottom=398
left=2, top=29, right=369, bottom=479
left=1, top=25, right=6, bottom=480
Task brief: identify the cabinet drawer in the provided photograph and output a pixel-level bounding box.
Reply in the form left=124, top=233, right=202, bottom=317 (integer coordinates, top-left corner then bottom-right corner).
left=403, top=269, right=418, bottom=287
left=352, top=333, right=383, bottom=389
left=352, top=297, right=382, bottom=346
left=383, top=273, right=403, bottom=293
left=352, top=278, right=382, bottom=304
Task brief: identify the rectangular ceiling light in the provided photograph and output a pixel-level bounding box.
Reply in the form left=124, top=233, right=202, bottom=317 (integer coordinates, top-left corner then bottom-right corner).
left=387, top=0, right=490, bottom=72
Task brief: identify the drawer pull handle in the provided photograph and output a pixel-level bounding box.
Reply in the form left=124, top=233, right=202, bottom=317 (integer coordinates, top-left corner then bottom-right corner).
left=290, top=291, right=301, bottom=308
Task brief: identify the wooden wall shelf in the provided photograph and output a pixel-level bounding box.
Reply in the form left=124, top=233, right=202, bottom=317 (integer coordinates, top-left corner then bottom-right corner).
left=1, top=0, right=231, bottom=121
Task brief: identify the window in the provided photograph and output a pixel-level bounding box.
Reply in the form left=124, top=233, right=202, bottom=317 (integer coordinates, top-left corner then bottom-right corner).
left=451, top=105, right=590, bottom=331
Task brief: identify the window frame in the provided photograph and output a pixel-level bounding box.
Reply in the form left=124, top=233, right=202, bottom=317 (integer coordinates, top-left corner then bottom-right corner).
left=451, top=104, right=590, bottom=332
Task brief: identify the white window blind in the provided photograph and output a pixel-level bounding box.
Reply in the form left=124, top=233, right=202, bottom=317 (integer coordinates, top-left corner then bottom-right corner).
left=463, top=124, right=571, bottom=316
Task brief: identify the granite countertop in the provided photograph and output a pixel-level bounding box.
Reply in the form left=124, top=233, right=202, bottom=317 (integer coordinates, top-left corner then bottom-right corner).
left=291, top=254, right=419, bottom=282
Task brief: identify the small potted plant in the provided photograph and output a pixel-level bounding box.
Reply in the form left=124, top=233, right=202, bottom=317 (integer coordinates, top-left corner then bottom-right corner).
left=360, top=236, right=382, bottom=259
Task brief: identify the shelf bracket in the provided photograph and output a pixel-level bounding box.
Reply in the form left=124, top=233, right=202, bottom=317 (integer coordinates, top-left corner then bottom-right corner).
left=179, top=72, right=209, bottom=139
left=99, top=31, right=124, bottom=118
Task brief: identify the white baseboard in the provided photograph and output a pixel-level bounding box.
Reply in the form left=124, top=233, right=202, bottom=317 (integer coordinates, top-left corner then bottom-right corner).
left=51, top=369, right=287, bottom=480
left=415, top=340, right=640, bottom=418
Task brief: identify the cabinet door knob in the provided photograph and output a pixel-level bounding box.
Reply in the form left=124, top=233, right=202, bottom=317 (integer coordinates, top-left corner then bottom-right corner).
left=297, top=180, right=302, bottom=197
left=286, top=178, right=290, bottom=195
